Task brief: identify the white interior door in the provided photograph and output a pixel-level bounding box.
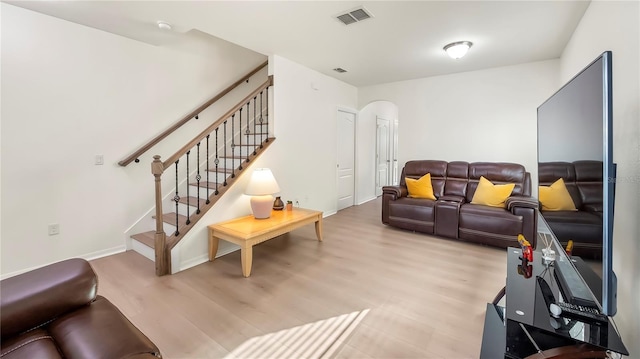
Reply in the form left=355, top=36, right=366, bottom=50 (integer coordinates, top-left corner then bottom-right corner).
left=337, top=109, right=356, bottom=210
left=376, top=117, right=390, bottom=196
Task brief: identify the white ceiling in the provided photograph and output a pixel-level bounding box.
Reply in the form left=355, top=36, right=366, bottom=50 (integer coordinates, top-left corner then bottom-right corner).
left=6, top=1, right=590, bottom=87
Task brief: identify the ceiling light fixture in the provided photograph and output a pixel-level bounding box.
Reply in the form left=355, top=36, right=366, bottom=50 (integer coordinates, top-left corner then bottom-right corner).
left=157, top=21, right=172, bottom=31
left=443, top=41, right=473, bottom=59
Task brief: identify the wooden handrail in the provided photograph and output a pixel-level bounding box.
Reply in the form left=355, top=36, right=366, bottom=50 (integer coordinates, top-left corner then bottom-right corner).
left=118, top=60, right=268, bottom=167
left=162, top=75, right=273, bottom=170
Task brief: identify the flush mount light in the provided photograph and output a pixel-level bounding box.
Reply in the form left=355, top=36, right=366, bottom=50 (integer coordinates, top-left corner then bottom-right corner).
left=157, top=21, right=172, bottom=31
left=443, top=41, right=473, bottom=59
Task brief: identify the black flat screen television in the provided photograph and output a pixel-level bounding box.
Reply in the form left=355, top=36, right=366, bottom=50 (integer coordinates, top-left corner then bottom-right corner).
left=537, top=51, right=616, bottom=316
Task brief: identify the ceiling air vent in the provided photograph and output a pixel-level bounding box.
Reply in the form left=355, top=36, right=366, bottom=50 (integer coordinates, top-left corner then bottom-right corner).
left=333, top=68, right=347, bottom=73
left=336, top=7, right=373, bottom=25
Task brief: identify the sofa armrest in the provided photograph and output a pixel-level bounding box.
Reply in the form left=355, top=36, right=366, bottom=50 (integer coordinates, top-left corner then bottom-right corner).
left=0, top=258, right=98, bottom=338
left=506, top=196, right=538, bottom=249
left=506, top=195, right=539, bottom=211
left=382, top=185, right=407, bottom=200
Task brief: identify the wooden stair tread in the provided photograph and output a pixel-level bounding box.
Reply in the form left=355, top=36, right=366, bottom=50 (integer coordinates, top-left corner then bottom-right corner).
left=218, top=155, right=253, bottom=159
left=207, top=167, right=234, bottom=173
left=131, top=231, right=156, bottom=248
left=189, top=181, right=220, bottom=189
left=178, top=196, right=207, bottom=208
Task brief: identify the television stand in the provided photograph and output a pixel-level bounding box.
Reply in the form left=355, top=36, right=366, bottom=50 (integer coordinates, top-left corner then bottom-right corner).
left=479, top=248, right=628, bottom=358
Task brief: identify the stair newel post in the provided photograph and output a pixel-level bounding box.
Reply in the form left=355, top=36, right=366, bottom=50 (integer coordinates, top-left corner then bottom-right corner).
left=152, top=155, right=169, bottom=276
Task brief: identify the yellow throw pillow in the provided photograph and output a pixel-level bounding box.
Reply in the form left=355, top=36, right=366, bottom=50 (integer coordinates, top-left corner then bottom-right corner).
left=405, top=173, right=436, bottom=200
left=471, top=176, right=515, bottom=208
left=539, top=178, right=577, bottom=211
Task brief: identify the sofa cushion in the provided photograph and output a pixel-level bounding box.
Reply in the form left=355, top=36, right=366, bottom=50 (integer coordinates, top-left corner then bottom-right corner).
left=406, top=173, right=436, bottom=200
left=467, top=162, right=529, bottom=201
left=459, top=204, right=523, bottom=240
left=470, top=176, right=515, bottom=208
left=401, top=160, right=447, bottom=198
left=541, top=210, right=602, bottom=245
left=49, top=296, right=160, bottom=359
left=387, top=197, right=436, bottom=233
left=539, top=178, right=578, bottom=211
left=538, top=162, right=583, bottom=209
left=1, top=329, right=62, bottom=359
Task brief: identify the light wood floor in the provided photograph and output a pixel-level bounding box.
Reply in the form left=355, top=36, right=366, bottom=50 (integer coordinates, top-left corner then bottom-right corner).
left=91, top=198, right=508, bottom=359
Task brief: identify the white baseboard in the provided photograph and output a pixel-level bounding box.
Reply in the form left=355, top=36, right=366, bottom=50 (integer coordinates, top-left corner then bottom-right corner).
left=176, top=244, right=240, bottom=273
left=357, top=196, right=377, bottom=205
left=0, top=245, right=126, bottom=280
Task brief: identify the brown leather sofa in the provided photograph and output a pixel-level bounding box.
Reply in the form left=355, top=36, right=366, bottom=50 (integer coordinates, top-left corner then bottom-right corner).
left=382, top=160, right=538, bottom=249
left=1, top=258, right=161, bottom=359
left=538, top=161, right=603, bottom=258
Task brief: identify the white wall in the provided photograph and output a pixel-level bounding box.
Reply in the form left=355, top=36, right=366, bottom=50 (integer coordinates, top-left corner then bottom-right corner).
left=357, top=101, right=398, bottom=203
left=358, top=60, right=560, bottom=184
left=0, top=3, right=266, bottom=276
left=559, top=1, right=640, bottom=356
left=268, top=55, right=358, bottom=212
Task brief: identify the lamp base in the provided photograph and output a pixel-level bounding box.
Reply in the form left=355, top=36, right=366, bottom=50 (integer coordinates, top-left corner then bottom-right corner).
left=250, top=195, right=274, bottom=219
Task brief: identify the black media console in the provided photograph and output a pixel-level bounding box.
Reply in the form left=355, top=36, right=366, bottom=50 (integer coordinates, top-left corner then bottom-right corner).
left=479, top=248, right=628, bottom=358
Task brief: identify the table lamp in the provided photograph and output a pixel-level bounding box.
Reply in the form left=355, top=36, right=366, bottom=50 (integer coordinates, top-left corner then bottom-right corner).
left=245, top=168, right=280, bottom=219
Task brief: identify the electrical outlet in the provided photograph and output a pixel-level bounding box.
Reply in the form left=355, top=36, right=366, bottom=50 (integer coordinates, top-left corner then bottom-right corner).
left=95, top=155, right=104, bottom=165
left=48, top=223, right=60, bottom=236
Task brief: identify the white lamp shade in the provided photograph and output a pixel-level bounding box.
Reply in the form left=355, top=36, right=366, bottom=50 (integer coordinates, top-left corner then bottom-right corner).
left=444, top=41, right=473, bottom=59
left=245, top=168, right=280, bottom=196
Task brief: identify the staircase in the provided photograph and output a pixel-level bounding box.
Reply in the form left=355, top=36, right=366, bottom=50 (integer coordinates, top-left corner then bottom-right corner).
left=122, top=67, right=274, bottom=276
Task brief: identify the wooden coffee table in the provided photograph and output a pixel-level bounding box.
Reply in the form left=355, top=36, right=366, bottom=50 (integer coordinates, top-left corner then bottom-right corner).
left=208, top=208, right=323, bottom=277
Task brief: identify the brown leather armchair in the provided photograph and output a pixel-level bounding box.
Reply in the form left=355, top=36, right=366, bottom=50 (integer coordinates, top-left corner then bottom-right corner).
left=1, top=258, right=161, bottom=359
left=382, top=160, right=538, bottom=249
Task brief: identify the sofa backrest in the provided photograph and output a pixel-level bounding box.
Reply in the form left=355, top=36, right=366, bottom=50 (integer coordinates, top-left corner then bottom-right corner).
left=0, top=258, right=98, bottom=338
left=399, top=160, right=530, bottom=201
left=444, top=161, right=469, bottom=197
left=465, top=162, right=530, bottom=202
left=539, top=161, right=603, bottom=210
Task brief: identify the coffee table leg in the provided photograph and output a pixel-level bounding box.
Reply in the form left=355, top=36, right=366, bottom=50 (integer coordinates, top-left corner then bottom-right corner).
left=209, top=234, right=219, bottom=261
left=241, top=244, right=253, bottom=277
left=315, top=216, right=323, bottom=242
